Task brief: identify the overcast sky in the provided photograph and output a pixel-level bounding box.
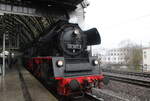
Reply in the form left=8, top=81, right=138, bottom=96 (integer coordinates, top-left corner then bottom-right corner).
left=84, top=0, right=150, bottom=49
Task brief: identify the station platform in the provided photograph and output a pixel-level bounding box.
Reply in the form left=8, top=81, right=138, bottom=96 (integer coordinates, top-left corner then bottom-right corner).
left=0, top=65, right=58, bottom=101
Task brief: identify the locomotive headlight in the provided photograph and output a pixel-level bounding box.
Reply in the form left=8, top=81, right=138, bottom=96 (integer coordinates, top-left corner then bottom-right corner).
left=57, top=60, right=64, bottom=67
left=93, top=60, right=99, bottom=65
left=74, top=29, right=80, bottom=35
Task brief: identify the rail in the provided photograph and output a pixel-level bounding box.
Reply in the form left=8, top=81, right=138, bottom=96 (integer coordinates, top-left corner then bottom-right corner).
left=102, top=69, right=150, bottom=88
left=85, top=93, right=104, bottom=101
left=102, top=68, right=150, bottom=77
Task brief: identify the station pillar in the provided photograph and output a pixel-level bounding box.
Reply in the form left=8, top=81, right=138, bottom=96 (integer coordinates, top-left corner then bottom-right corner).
left=2, top=33, right=5, bottom=76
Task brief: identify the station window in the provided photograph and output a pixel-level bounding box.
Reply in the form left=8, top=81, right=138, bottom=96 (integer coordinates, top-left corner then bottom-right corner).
left=144, top=64, right=147, bottom=66
left=144, top=55, right=147, bottom=59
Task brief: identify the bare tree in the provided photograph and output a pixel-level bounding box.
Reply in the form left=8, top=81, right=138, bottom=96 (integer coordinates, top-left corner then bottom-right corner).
left=119, top=40, right=143, bottom=71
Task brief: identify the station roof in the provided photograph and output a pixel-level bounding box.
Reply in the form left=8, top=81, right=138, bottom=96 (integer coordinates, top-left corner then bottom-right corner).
left=0, top=0, right=83, bottom=10
left=0, top=14, right=65, bottom=50
left=0, top=0, right=84, bottom=50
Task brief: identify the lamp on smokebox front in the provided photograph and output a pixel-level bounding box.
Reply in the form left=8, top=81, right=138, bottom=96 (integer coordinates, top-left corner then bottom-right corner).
left=74, top=29, right=80, bottom=35
left=57, top=60, right=64, bottom=67
left=93, top=60, right=99, bottom=65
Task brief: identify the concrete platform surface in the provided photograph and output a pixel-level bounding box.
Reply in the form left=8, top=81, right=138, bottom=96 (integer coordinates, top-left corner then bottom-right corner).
left=0, top=69, right=24, bottom=101
left=0, top=66, right=58, bottom=101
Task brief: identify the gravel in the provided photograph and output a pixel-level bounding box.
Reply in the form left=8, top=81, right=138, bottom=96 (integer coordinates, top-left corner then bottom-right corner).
left=99, top=80, right=150, bottom=101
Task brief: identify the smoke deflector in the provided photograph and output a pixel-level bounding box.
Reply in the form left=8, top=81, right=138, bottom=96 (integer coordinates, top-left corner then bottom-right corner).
left=84, top=28, right=101, bottom=45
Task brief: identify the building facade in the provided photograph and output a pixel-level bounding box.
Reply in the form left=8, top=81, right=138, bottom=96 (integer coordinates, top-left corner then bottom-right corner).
left=143, top=48, right=150, bottom=71
left=93, top=48, right=129, bottom=64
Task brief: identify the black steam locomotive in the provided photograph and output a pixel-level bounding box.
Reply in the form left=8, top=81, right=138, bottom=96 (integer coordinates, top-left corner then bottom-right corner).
left=22, top=20, right=104, bottom=96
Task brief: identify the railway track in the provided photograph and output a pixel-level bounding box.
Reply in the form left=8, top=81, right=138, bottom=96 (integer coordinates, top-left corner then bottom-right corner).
left=102, top=68, right=150, bottom=77
left=102, top=69, right=150, bottom=88
left=60, top=88, right=131, bottom=101
left=84, top=93, right=104, bottom=101
left=105, top=74, right=150, bottom=87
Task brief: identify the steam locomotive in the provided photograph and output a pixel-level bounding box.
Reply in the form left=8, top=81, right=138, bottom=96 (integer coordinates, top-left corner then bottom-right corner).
left=22, top=20, right=104, bottom=96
